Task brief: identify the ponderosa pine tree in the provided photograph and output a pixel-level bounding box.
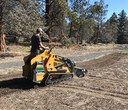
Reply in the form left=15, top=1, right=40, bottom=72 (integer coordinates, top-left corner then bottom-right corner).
left=117, top=10, right=128, bottom=44
left=104, top=12, right=118, bottom=43
left=1, top=0, right=44, bottom=39
left=89, top=0, right=108, bottom=43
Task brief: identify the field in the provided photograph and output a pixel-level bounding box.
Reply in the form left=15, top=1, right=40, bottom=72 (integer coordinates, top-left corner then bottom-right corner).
left=0, top=44, right=128, bottom=110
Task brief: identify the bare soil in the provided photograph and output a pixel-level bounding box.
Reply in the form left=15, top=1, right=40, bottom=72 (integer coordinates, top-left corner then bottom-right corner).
left=0, top=52, right=128, bottom=110
left=0, top=44, right=118, bottom=75
left=0, top=43, right=118, bottom=61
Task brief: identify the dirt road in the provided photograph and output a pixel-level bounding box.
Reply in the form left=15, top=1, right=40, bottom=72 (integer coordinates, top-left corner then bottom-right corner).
left=0, top=53, right=128, bottom=110
left=0, top=48, right=123, bottom=75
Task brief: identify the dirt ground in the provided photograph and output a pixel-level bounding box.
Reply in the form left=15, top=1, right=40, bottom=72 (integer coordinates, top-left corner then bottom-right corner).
left=0, top=44, right=118, bottom=75
left=0, top=44, right=128, bottom=110
left=0, top=43, right=118, bottom=61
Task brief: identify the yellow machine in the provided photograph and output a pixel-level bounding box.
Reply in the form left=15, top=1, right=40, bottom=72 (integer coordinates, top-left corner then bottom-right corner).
left=22, top=48, right=87, bottom=85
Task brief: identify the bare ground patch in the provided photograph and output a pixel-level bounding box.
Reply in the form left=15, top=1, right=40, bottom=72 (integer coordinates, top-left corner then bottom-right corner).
left=0, top=53, right=128, bottom=110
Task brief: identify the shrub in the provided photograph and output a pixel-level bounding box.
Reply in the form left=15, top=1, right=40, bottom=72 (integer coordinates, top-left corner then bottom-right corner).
left=61, top=37, right=72, bottom=47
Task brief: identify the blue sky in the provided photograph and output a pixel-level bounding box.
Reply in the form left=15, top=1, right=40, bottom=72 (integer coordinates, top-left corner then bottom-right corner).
left=90, top=0, right=128, bottom=19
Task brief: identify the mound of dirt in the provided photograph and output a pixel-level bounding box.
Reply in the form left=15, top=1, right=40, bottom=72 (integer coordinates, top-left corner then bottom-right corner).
left=76, top=53, right=125, bottom=69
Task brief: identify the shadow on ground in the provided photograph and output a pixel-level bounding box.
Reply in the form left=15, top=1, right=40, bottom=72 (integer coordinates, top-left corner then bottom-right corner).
left=0, top=78, right=36, bottom=90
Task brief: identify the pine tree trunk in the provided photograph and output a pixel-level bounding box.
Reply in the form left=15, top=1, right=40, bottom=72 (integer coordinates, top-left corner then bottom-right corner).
left=0, top=1, right=3, bottom=51
left=69, top=22, right=73, bottom=38
left=1, top=33, right=6, bottom=52
left=0, top=0, right=3, bottom=29
left=45, top=0, right=50, bottom=36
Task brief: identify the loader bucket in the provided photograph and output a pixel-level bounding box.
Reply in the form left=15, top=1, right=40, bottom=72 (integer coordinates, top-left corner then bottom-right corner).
left=74, top=67, right=88, bottom=78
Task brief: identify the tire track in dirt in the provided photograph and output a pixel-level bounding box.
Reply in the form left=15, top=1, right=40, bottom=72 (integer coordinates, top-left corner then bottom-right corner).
left=0, top=53, right=127, bottom=100
left=51, top=72, right=128, bottom=103
left=66, top=77, right=128, bottom=94
left=87, top=75, right=128, bottom=84
left=0, top=74, right=128, bottom=101
left=53, top=83, right=128, bottom=104
left=75, top=75, right=128, bottom=93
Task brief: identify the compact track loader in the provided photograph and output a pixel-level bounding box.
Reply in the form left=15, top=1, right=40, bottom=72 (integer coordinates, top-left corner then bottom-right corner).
left=22, top=47, right=87, bottom=85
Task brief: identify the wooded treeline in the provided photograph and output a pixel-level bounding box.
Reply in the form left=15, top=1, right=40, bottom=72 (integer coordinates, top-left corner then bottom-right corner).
left=1, top=0, right=128, bottom=45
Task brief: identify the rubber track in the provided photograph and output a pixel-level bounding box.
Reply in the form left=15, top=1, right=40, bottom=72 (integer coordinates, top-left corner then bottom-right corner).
left=45, top=74, right=73, bottom=85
